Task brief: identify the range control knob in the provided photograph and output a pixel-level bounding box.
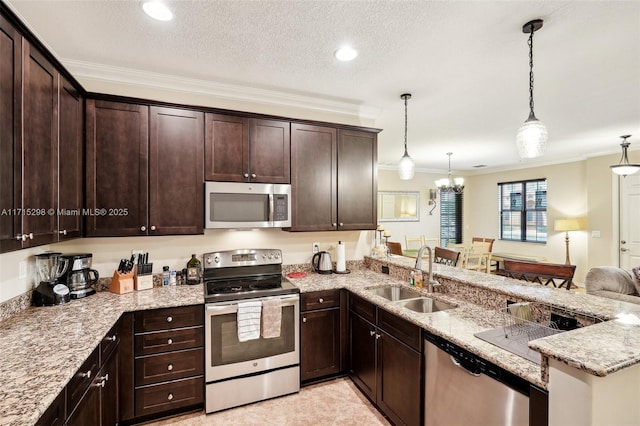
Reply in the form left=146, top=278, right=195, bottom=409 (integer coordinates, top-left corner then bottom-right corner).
left=206, top=256, right=213, bottom=264
left=214, top=256, right=220, bottom=264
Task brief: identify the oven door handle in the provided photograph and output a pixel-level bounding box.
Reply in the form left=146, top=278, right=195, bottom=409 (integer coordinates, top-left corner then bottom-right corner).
left=206, top=294, right=299, bottom=316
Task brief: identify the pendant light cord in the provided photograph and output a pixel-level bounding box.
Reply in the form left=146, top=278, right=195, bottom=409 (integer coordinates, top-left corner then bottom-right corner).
left=404, top=95, right=409, bottom=155
left=528, top=24, right=535, bottom=116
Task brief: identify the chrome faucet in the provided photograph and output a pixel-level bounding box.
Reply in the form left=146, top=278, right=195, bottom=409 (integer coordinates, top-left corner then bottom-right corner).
left=415, top=245, right=440, bottom=292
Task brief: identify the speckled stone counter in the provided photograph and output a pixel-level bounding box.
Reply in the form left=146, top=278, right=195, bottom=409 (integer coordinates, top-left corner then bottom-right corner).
left=0, top=285, right=204, bottom=426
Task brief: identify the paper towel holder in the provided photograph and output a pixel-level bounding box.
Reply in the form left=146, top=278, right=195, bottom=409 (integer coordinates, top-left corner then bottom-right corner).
left=334, top=241, right=350, bottom=274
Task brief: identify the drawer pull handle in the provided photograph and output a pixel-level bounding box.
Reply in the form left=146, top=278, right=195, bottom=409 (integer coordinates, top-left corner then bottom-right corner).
left=167, top=364, right=174, bottom=371
left=302, top=317, right=307, bottom=323
left=94, top=379, right=106, bottom=388
left=81, top=369, right=92, bottom=379
left=369, top=330, right=375, bottom=337
left=167, top=393, right=174, bottom=401
left=98, top=373, right=109, bottom=382
left=166, top=316, right=173, bottom=323
left=318, top=298, right=324, bottom=303
left=167, top=338, right=173, bottom=345
left=105, top=334, right=117, bottom=342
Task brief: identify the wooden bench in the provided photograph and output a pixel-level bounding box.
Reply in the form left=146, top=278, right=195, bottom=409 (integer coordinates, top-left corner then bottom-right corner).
left=503, top=259, right=576, bottom=291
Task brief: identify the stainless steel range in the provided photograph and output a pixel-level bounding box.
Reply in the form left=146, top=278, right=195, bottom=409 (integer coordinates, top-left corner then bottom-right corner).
left=203, top=249, right=300, bottom=413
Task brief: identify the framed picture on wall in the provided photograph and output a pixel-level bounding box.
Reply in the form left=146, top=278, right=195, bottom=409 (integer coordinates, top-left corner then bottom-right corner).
left=378, top=191, right=420, bottom=222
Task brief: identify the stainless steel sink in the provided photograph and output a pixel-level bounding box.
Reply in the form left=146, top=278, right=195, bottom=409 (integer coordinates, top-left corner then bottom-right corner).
left=392, top=297, right=457, bottom=313
left=366, top=286, right=422, bottom=301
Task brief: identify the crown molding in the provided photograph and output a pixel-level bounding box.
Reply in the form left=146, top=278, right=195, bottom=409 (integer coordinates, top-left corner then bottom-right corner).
left=62, top=59, right=382, bottom=120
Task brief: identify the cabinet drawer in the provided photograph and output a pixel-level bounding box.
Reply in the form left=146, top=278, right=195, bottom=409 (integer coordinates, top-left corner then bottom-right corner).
left=349, top=293, right=376, bottom=324
left=135, top=348, right=204, bottom=386
left=378, top=309, right=421, bottom=351
left=135, top=305, right=204, bottom=333
left=100, top=320, right=120, bottom=363
left=135, top=376, right=204, bottom=417
left=35, top=389, right=65, bottom=426
left=301, top=290, right=340, bottom=311
left=135, top=326, right=204, bottom=356
left=66, top=346, right=100, bottom=415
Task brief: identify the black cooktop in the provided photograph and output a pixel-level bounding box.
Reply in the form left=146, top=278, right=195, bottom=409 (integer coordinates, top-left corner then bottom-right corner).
left=205, top=276, right=299, bottom=303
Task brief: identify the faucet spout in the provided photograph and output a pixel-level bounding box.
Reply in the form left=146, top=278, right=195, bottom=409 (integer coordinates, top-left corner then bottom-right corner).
left=415, top=245, right=440, bottom=292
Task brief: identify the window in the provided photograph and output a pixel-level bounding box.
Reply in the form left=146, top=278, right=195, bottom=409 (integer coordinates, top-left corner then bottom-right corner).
left=498, top=179, right=547, bottom=242
left=440, top=191, right=463, bottom=246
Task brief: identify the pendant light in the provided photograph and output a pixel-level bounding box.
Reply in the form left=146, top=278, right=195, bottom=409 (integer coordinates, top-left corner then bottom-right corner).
left=435, top=152, right=464, bottom=194
left=610, top=135, right=640, bottom=176
left=398, top=93, right=415, bottom=180
left=516, top=19, right=548, bottom=159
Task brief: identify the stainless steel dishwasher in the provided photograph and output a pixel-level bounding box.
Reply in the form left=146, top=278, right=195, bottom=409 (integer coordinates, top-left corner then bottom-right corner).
left=424, top=332, right=530, bottom=426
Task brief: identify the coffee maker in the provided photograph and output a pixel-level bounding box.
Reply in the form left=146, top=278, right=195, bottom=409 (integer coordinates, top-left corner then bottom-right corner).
left=61, top=253, right=99, bottom=299
left=33, top=252, right=70, bottom=306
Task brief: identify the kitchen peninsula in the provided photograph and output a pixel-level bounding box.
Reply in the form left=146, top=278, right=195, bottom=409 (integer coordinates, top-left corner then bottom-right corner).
left=2, top=256, right=639, bottom=426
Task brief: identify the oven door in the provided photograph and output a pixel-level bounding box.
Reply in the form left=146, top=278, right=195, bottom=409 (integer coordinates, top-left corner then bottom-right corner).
left=205, top=293, right=299, bottom=382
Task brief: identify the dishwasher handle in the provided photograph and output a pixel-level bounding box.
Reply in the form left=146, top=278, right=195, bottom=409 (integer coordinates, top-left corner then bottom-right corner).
left=450, top=356, right=481, bottom=377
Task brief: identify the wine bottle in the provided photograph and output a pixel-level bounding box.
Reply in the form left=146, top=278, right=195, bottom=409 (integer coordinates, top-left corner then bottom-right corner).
left=186, top=254, right=201, bottom=285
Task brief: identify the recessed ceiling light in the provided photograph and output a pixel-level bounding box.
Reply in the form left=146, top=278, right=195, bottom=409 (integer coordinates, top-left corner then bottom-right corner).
left=334, top=46, right=358, bottom=61
left=142, top=1, right=173, bottom=21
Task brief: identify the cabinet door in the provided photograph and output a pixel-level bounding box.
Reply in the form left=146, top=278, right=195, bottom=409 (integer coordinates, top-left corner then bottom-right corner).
left=0, top=15, right=22, bottom=252
left=248, top=118, right=290, bottom=183
left=22, top=42, right=58, bottom=247
left=101, top=350, right=119, bottom=426
left=204, top=113, right=248, bottom=182
left=377, top=330, right=422, bottom=426
left=85, top=100, right=149, bottom=236
left=337, top=129, right=377, bottom=230
left=301, top=308, right=340, bottom=382
left=290, top=123, right=337, bottom=231
left=149, top=106, right=204, bottom=235
left=57, top=77, right=83, bottom=240
left=66, top=378, right=101, bottom=426
left=349, top=312, right=376, bottom=401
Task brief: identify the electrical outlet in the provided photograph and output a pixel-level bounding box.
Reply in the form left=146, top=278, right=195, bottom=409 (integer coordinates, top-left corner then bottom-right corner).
left=19, top=261, right=27, bottom=279
left=312, top=242, right=320, bottom=254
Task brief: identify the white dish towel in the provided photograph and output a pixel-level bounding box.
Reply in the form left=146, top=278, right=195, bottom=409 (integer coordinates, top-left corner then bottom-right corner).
left=261, top=298, right=282, bottom=338
left=237, top=301, right=262, bottom=342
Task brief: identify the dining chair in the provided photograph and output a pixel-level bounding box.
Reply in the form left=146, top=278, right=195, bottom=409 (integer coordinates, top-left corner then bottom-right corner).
left=434, top=246, right=461, bottom=266
left=405, top=235, right=424, bottom=251
left=422, top=236, right=440, bottom=249
left=386, top=241, right=404, bottom=256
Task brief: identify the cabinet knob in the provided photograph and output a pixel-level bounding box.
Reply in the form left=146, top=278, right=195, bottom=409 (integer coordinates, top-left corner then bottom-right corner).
left=302, top=317, right=307, bottom=323
left=167, top=338, right=173, bottom=345
left=166, top=316, right=173, bottom=323
left=167, top=364, right=173, bottom=371
left=81, top=369, right=92, bottom=379
left=28, top=232, right=34, bottom=240
left=15, top=234, right=22, bottom=241
left=318, top=298, right=324, bottom=303
left=140, top=226, right=146, bottom=232
left=150, top=225, right=156, bottom=231
left=244, top=173, right=249, bottom=178
left=99, top=373, right=109, bottom=382
left=94, top=380, right=106, bottom=388
left=251, top=173, right=256, bottom=178
left=369, top=330, right=375, bottom=337
left=375, top=333, right=381, bottom=339
left=105, top=334, right=117, bottom=342
left=167, top=393, right=174, bottom=401
left=339, top=223, right=344, bottom=227
left=58, top=229, right=67, bottom=236
left=332, top=223, right=337, bottom=227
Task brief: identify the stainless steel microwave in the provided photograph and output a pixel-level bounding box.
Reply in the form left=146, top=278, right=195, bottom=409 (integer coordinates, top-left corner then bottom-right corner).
left=205, top=182, right=291, bottom=229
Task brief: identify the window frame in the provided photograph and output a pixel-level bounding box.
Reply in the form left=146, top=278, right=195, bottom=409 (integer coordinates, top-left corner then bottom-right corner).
left=498, top=178, right=547, bottom=243
left=440, top=191, right=463, bottom=246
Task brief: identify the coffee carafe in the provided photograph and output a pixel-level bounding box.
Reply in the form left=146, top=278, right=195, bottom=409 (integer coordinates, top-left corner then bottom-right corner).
left=61, top=253, right=98, bottom=299
left=33, top=252, right=70, bottom=306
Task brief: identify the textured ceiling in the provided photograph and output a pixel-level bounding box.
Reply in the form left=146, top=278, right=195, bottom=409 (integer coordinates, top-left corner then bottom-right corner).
left=6, top=0, right=640, bottom=174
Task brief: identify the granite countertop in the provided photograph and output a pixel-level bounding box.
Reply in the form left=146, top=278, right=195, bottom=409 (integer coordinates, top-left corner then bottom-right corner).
left=0, top=285, right=204, bottom=426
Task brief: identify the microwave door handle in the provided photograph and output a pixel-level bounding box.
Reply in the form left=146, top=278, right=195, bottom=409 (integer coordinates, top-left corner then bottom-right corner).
left=268, top=193, right=274, bottom=223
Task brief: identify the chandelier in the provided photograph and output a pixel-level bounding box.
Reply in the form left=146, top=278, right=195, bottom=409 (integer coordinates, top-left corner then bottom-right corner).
left=610, top=135, right=640, bottom=177
left=516, top=19, right=548, bottom=159
left=435, top=153, right=464, bottom=194
left=398, top=93, right=415, bottom=180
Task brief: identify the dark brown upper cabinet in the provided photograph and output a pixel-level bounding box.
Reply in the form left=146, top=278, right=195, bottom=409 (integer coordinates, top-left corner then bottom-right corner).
left=20, top=41, right=59, bottom=248
left=0, top=15, right=23, bottom=253
left=289, top=125, right=377, bottom=231
left=86, top=100, right=204, bottom=237
left=205, top=113, right=290, bottom=183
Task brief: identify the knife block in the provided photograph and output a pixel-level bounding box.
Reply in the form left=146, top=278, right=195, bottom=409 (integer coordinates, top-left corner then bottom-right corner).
left=110, top=269, right=134, bottom=294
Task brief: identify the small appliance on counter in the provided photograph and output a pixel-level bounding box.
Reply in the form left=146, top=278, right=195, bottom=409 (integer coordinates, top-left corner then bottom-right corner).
left=61, top=253, right=98, bottom=299
left=33, top=252, right=71, bottom=306
left=311, top=251, right=333, bottom=274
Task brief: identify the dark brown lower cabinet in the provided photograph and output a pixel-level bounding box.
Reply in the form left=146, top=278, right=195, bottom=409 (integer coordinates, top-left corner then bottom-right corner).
left=349, top=294, right=422, bottom=426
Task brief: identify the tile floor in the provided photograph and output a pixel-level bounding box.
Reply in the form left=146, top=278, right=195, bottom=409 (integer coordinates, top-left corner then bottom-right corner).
left=147, top=377, right=390, bottom=425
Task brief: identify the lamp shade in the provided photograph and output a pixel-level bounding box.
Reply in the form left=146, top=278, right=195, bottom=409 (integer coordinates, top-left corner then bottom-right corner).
left=398, top=153, right=415, bottom=180
left=516, top=118, right=548, bottom=158
left=554, top=218, right=585, bottom=232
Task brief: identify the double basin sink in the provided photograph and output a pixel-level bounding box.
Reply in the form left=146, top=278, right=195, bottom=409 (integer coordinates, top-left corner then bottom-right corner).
left=365, top=286, right=456, bottom=313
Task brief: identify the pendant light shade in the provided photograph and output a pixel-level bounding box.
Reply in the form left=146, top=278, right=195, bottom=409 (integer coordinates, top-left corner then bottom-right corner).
left=398, top=93, right=415, bottom=180
left=517, top=19, right=548, bottom=159
left=610, top=135, right=640, bottom=176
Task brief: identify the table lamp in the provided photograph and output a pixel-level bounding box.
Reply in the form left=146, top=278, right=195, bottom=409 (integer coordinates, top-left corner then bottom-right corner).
left=554, top=218, right=585, bottom=265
